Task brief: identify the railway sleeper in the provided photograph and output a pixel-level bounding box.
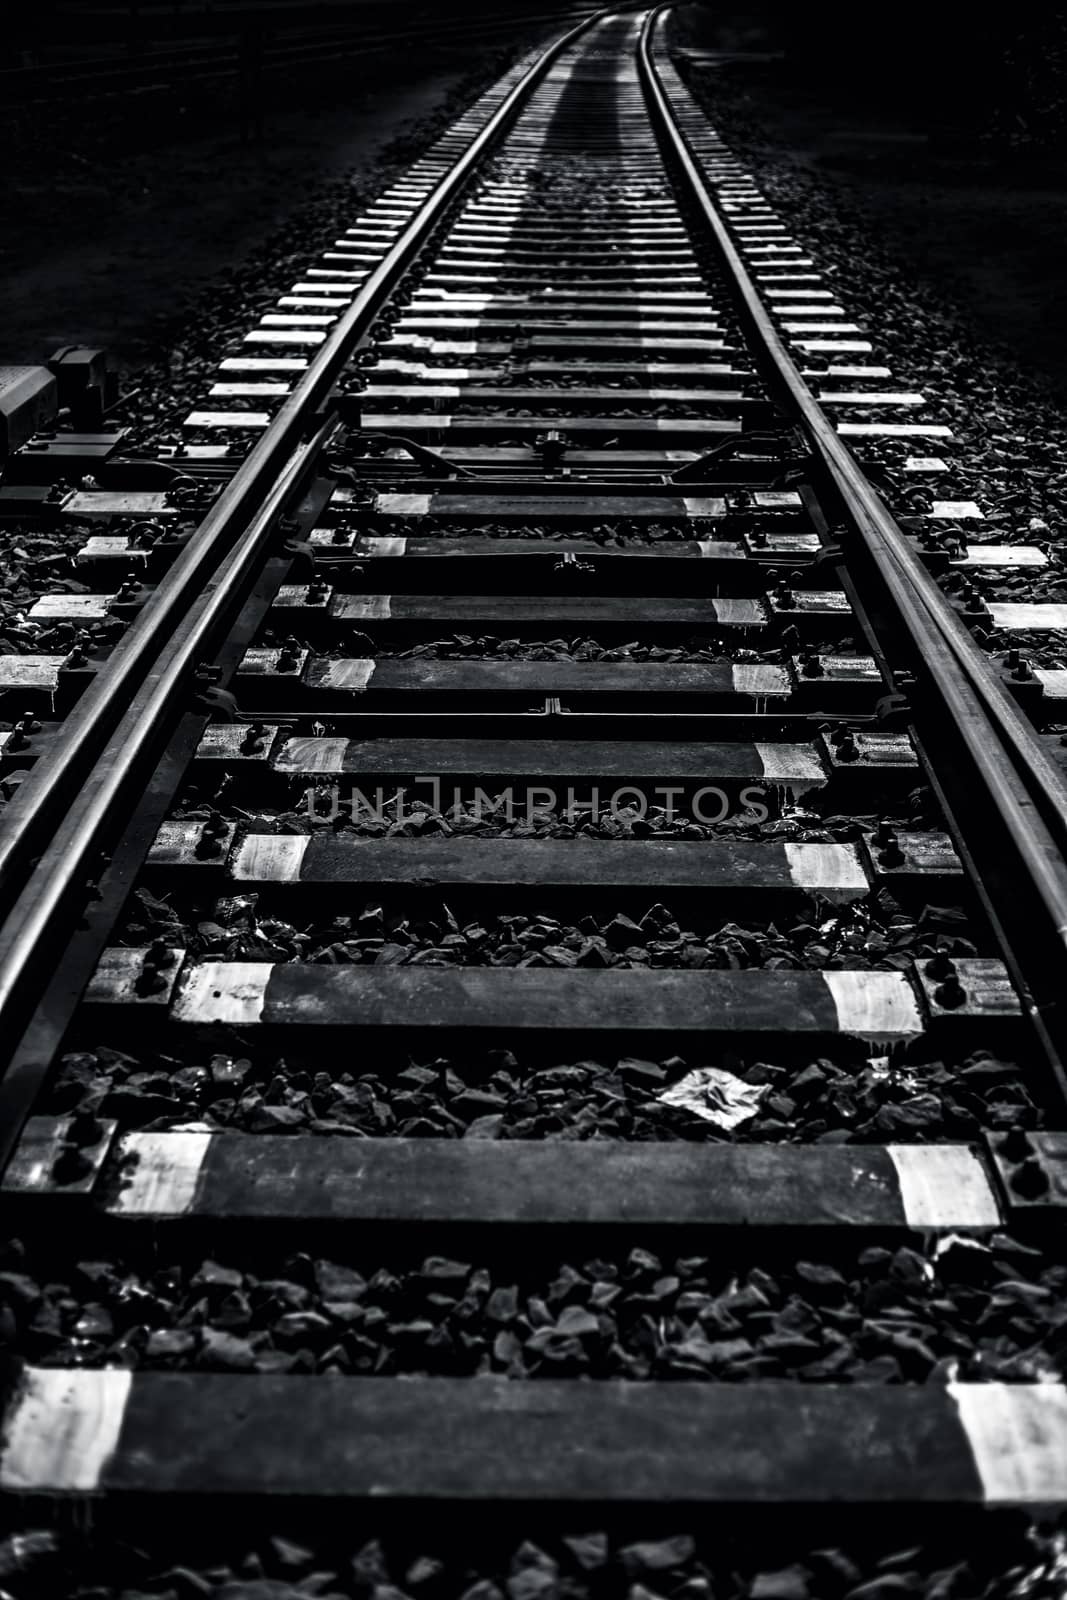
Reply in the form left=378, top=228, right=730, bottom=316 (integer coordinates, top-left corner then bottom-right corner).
left=229, top=651, right=881, bottom=714
left=81, top=950, right=1018, bottom=1053
left=0, top=1120, right=1016, bottom=1233
left=351, top=417, right=783, bottom=447
left=388, top=330, right=736, bottom=354
left=20, top=586, right=849, bottom=644
left=186, top=727, right=920, bottom=805
left=267, top=590, right=850, bottom=638
left=1, top=1366, right=1065, bottom=1509
left=298, top=539, right=831, bottom=590
left=0, top=652, right=885, bottom=719
left=143, top=826, right=963, bottom=904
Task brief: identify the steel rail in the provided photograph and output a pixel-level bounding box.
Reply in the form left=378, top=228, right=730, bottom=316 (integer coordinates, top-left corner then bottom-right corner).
left=0, top=7, right=603, bottom=1065
left=640, top=4, right=1067, bottom=1075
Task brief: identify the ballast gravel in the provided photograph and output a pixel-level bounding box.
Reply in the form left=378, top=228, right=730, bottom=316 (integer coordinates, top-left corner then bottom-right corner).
left=0, top=1521, right=1064, bottom=1600
left=48, top=1037, right=1040, bottom=1142
left=181, top=792, right=943, bottom=842
left=117, top=884, right=982, bottom=975
left=4, top=1233, right=1065, bottom=1382
left=291, top=638, right=859, bottom=664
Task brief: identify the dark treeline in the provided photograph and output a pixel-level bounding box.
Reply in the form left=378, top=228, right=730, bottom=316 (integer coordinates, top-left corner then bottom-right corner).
left=4, top=0, right=585, bottom=61
left=692, top=0, right=1067, bottom=148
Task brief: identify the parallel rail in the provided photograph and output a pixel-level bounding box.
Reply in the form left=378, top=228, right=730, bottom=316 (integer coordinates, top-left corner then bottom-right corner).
left=640, top=7, right=1067, bottom=1078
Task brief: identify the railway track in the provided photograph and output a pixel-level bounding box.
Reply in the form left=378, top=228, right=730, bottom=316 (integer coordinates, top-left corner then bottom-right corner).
left=1, top=3, right=1067, bottom=1590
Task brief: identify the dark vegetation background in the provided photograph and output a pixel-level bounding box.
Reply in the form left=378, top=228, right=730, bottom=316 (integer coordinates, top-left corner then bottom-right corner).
left=1, top=1, right=1065, bottom=388
left=738, top=1, right=1067, bottom=151
left=673, top=1, right=1067, bottom=392
left=0, top=0, right=587, bottom=371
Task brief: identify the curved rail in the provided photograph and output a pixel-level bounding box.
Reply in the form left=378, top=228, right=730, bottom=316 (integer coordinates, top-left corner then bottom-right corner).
left=639, top=4, right=1067, bottom=1079
left=0, top=6, right=605, bottom=1154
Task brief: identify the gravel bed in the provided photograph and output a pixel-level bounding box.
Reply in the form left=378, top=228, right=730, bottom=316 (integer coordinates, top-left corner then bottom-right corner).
left=190, top=772, right=890, bottom=836
left=117, top=883, right=985, bottom=973
left=0, top=612, right=120, bottom=660
left=308, top=640, right=791, bottom=663
left=980, top=635, right=1067, bottom=668
left=344, top=525, right=768, bottom=541
left=0, top=540, right=102, bottom=641
left=956, top=627, right=1067, bottom=662
left=5, top=1233, right=1066, bottom=1382
left=259, top=636, right=864, bottom=662
left=0, top=516, right=205, bottom=710
left=939, top=569, right=1067, bottom=607
left=0, top=521, right=205, bottom=656
left=1, top=1521, right=1064, bottom=1600
left=180, top=791, right=942, bottom=841
left=48, top=1035, right=1038, bottom=1140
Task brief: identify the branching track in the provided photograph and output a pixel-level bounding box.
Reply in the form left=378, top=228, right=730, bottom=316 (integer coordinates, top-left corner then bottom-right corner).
left=2, top=2, right=1067, bottom=1566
